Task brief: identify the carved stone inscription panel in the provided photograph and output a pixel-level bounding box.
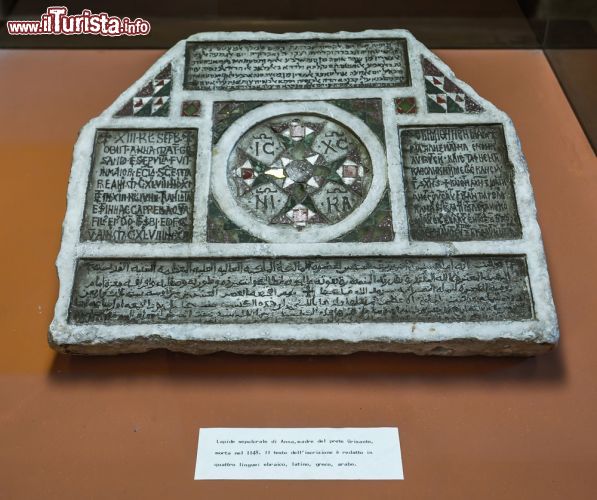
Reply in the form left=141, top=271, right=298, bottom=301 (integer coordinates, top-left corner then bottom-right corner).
left=400, top=125, right=522, bottom=241
left=184, top=39, right=410, bottom=91
left=81, top=129, right=197, bottom=243
left=69, top=256, right=533, bottom=325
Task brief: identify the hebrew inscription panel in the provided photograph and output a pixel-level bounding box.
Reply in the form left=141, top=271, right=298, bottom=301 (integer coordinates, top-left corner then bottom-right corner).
left=80, top=129, right=197, bottom=243
left=184, top=39, right=410, bottom=91
left=401, top=125, right=522, bottom=241
left=69, top=256, right=534, bottom=325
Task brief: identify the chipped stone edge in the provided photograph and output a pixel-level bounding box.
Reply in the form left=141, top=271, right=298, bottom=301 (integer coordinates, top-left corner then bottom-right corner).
left=51, top=336, right=553, bottom=357
left=49, top=29, right=560, bottom=356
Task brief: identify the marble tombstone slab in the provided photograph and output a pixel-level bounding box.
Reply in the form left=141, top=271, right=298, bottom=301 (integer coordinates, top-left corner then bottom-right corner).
left=50, top=30, right=559, bottom=356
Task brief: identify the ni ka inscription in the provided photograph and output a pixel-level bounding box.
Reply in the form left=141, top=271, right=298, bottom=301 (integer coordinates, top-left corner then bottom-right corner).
left=80, top=129, right=197, bottom=243
left=401, top=125, right=522, bottom=241
left=184, top=39, right=410, bottom=91
left=69, top=256, right=534, bottom=325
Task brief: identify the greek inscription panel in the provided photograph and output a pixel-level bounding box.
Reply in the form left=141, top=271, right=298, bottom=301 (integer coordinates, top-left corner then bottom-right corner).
left=184, top=39, right=410, bottom=91
left=401, top=125, right=522, bottom=241
left=69, top=256, right=534, bottom=325
left=81, top=129, right=198, bottom=243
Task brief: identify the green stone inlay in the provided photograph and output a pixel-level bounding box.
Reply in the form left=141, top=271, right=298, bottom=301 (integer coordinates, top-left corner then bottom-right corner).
left=152, top=102, right=169, bottom=117
left=329, top=99, right=385, bottom=146
left=206, top=196, right=264, bottom=243
left=182, top=100, right=201, bottom=117
left=135, top=101, right=152, bottom=116
left=153, top=81, right=171, bottom=98
left=212, top=101, right=265, bottom=144
left=426, top=96, right=447, bottom=113
left=332, top=190, right=394, bottom=243
left=395, top=97, right=417, bottom=114
left=425, top=79, right=444, bottom=95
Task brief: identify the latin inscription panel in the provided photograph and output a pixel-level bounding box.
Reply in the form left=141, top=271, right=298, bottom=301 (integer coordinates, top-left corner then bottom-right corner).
left=184, top=39, right=410, bottom=91
left=69, top=256, right=534, bottom=324
left=401, top=125, right=522, bottom=241
left=81, top=129, right=198, bottom=243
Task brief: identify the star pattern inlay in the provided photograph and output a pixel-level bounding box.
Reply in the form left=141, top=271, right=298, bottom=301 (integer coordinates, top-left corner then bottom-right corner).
left=227, top=115, right=373, bottom=229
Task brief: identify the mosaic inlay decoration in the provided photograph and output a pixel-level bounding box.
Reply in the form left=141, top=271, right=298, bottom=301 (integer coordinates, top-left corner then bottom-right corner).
left=395, top=97, right=417, bottom=114
left=181, top=100, right=201, bottom=117
left=115, top=64, right=172, bottom=117
left=422, top=57, right=482, bottom=114
left=212, top=101, right=265, bottom=144
left=51, top=30, right=558, bottom=357
left=226, top=114, right=373, bottom=230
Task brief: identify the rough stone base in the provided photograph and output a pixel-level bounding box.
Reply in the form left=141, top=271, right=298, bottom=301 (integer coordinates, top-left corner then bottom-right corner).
left=50, top=335, right=555, bottom=357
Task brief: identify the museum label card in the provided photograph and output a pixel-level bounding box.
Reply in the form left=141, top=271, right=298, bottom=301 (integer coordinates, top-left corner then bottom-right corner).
left=194, top=427, right=404, bottom=480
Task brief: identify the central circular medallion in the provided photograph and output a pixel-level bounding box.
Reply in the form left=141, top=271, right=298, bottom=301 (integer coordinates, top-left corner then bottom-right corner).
left=226, top=114, right=373, bottom=230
